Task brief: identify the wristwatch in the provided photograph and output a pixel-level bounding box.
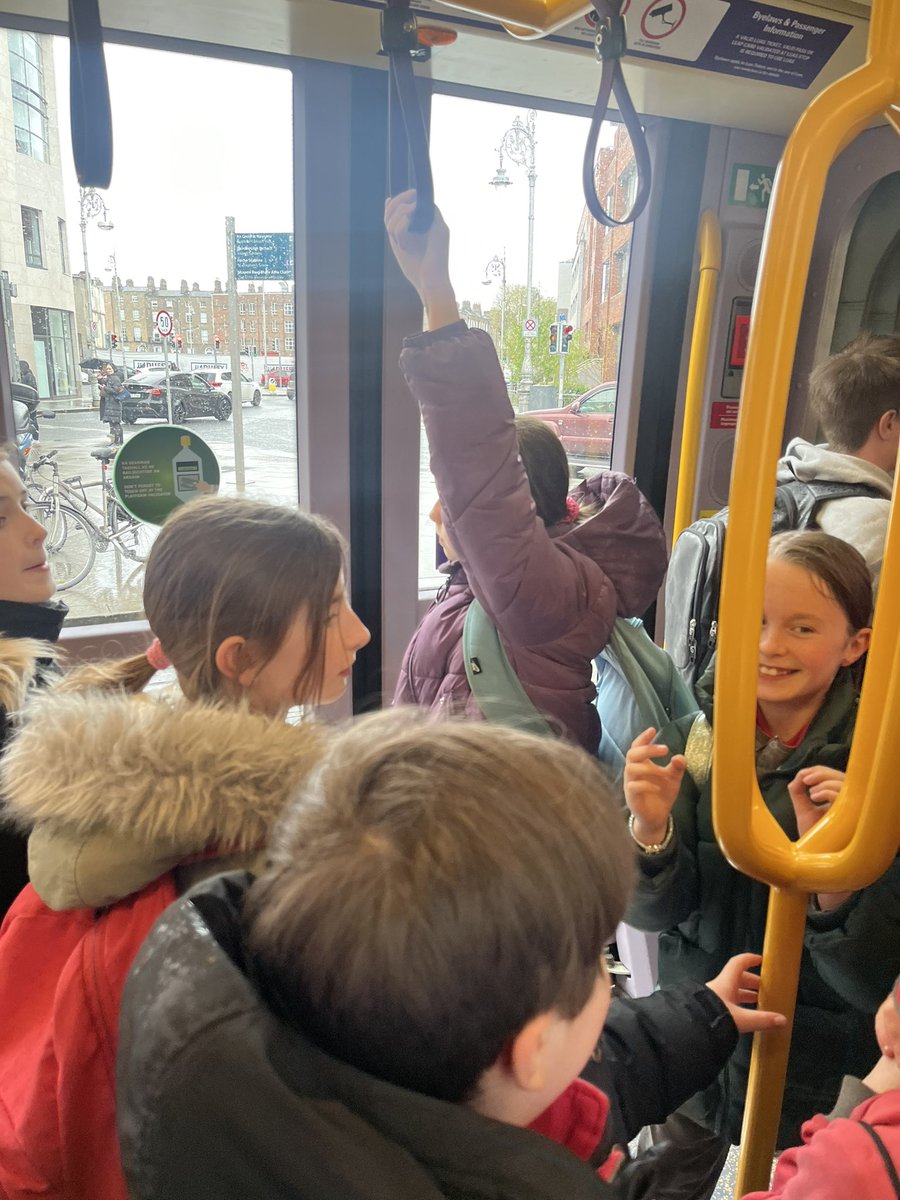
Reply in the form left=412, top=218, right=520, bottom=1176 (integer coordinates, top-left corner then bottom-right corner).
left=629, top=813, right=674, bottom=854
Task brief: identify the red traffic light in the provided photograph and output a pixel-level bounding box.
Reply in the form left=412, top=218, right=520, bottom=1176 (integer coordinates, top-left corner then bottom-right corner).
left=214, top=336, right=221, bottom=349
left=176, top=335, right=183, bottom=348
left=110, top=333, right=118, bottom=349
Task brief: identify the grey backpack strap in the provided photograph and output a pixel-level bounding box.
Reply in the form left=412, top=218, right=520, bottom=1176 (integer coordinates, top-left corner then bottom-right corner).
left=462, top=600, right=554, bottom=737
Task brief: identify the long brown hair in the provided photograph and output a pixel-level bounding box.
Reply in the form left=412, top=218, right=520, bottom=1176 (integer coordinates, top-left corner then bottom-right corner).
left=514, top=417, right=570, bottom=526
left=61, top=497, right=346, bottom=703
left=768, top=531, right=872, bottom=632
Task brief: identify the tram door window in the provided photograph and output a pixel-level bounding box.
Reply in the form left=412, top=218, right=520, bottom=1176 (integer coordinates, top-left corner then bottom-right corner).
left=418, top=95, right=635, bottom=593
left=1, top=25, right=296, bottom=624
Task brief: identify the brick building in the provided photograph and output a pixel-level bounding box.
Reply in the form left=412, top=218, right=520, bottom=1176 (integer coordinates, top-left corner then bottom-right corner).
left=570, top=124, right=636, bottom=380
left=100, top=277, right=295, bottom=359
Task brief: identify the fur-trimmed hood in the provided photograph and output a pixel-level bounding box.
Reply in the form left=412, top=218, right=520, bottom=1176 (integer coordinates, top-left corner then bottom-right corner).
left=0, top=637, right=54, bottom=718
left=1, top=689, right=328, bottom=909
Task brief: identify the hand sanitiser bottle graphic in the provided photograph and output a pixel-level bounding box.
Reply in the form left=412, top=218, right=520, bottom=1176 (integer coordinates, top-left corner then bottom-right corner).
left=171, top=435, right=204, bottom=502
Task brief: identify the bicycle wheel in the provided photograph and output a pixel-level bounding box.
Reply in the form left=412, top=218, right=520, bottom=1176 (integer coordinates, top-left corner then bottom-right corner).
left=31, top=502, right=96, bottom=590
left=109, top=503, right=157, bottom=563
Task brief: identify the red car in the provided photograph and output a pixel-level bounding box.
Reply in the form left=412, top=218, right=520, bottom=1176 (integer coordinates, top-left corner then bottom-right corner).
left=529, top=383, right=616, bottom=461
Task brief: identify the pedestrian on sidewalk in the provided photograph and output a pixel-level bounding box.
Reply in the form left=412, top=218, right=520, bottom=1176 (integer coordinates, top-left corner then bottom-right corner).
left=103, top=375, right=127, bottom=446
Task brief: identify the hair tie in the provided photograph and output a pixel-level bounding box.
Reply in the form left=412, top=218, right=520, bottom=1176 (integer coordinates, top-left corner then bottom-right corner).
left=146, top=638, right=171, bottom=672
left=562, top=497, right=581, bottom=524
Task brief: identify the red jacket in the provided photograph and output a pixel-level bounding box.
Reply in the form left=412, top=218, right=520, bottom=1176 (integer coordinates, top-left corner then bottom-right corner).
left=0, top=880, right=176, bottom=1200
left=530, top=1079, right=625, bottom=1183
left=744, top=1090, right=900, bottom=1200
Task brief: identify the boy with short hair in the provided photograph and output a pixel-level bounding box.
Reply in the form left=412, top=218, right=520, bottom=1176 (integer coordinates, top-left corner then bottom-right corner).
left=778, top=332, right=900, bottom=589
left=116, top=714, right=778, bottom=1200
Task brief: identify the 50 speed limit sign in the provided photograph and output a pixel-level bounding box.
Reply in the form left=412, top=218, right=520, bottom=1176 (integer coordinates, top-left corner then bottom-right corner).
left=155, top=309, right=173, bottom=338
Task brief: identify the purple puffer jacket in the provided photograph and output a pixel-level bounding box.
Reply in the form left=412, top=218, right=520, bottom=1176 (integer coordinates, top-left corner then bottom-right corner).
left=394, top=322, right=668, bottom=754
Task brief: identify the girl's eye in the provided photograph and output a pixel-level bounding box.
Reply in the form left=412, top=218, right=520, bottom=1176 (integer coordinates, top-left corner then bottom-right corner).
left=792, top=625, right=815, bottom=635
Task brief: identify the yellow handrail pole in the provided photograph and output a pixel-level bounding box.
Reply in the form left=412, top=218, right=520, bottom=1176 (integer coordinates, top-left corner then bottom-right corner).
left=672, top=211, right=721, bottom=543
left=737, top=888, right=808, bottom=1193
left=709, top=5, right=900, bottom=1191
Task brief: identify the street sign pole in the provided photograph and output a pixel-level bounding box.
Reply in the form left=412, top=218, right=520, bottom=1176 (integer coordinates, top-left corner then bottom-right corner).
left=226, top=217, right=247, bottom=492
left=155, top=309, right=174, bottom=424
left=163, top=340, right=172, bottom=424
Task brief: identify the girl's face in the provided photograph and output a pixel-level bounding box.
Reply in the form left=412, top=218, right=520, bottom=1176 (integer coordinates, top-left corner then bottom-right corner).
left=758, top=558, right=869, bottom=716
left=245, top=578, right=370, bottom=715
left=0, top=463, right=55, bottom=604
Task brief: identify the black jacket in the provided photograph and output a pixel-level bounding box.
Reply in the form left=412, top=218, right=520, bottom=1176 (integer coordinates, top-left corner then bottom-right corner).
left=0, top=599, right=66, bottom=917
left=118, top=873, right=738, bottom=1200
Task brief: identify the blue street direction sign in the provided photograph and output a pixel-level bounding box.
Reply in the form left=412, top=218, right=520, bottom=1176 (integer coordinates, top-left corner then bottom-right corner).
left=234, top=232, right=294, bottom=281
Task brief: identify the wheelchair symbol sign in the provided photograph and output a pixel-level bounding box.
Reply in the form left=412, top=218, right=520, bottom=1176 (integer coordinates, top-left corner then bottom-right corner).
left=641, top=0, right=686, bottom=39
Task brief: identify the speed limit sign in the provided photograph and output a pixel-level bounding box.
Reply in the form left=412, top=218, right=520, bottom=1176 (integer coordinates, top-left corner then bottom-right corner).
left=155, top=309, right=173, bottom=338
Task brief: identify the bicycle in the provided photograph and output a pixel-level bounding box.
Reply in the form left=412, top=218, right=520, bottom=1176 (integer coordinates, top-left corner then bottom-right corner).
left=26, top=447, right=156, bottom=591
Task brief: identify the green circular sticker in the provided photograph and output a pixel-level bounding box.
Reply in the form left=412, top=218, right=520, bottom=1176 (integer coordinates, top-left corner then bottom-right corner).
left=112, top=426, right=221, bottom=526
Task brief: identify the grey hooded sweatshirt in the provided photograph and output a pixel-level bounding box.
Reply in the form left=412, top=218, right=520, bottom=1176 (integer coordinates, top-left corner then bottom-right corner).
left=776, top=438, right=893, bottom=591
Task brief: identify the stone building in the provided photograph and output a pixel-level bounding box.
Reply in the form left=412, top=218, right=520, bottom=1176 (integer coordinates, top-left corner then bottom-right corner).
left=0, top=30, right=78, bottom=399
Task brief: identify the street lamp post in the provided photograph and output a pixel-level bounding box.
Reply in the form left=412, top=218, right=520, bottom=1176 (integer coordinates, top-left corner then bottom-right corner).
left=490, top=111, right=537, bottom=407
left=482, top=251, right=507, bottom=371
left=105, top=252, right=123, bottom=366
left=79, top=187, right=113, bottom=358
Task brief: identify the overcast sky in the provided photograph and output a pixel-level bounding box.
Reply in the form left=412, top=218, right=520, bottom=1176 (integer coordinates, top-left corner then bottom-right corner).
left=53, top=39, right=607, bottom=306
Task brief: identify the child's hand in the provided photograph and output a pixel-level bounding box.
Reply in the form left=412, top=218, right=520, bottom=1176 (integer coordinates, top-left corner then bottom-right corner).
left=788, top=766, right=846, bottom=837
left=624, top=727, right=686, bottom=845
left=705, top=953, right=788, bottom=1034
left=875, top=982, right=900, bottom=1060
left=384, top=191, right=456, bottom=325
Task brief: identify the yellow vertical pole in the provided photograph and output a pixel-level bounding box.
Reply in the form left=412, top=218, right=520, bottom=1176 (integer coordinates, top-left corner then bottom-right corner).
left=672, top=211, right=721, bottom=543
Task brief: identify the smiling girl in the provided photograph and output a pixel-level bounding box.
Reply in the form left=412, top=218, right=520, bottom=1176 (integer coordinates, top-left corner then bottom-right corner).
left=0, top=450, right=66, bottom=917
left=622, top=531, right=900, bottom=1159
left=0, top=495, right=368, bottom=1200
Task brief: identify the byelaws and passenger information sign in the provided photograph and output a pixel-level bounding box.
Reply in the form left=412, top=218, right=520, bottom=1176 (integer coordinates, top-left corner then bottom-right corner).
left=113, top=426, right=221, bottom=525
left=233, top=233, right=293, bottom=281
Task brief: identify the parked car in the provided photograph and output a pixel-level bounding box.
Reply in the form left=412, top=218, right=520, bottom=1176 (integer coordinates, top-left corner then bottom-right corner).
left=261, top=365, right=294, bottom=389
left=528, top=383, right=616, bottom=461
left=193, top=368, right=262, bottom=407
left=122, top=371, right=232, bottom=424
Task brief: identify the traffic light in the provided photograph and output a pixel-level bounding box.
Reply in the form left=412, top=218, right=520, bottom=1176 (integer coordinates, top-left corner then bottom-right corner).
left=176, top=335, right=183, bottom=349
left=549, top=323, right=559, bottom=354
left=214, top=335, right=221, bottom=350
left=561, top=324, right=574, bottom=355
left=110, top=333, right=118, bottom=350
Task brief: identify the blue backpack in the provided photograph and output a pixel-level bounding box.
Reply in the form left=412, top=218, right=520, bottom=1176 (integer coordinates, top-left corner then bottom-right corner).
left=463, top=602, right=696, bottom=769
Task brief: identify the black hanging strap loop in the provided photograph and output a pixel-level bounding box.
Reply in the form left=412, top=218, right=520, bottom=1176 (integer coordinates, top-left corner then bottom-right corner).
left=582, top=1, right=651, bottom=228
left=69, top=0, right=113, bottom=188
left=382, top=0, right=435, bottom=233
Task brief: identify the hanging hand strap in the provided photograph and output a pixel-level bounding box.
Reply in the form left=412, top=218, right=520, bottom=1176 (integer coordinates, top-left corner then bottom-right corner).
left=583, top=1, right=651, bottom=228
left=382, top=0, right=435, bottom=233
left=69, top=0, right=113, bottom=187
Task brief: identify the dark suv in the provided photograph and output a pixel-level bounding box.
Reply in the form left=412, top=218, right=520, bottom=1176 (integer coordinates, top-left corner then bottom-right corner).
left=122, top=372, right=232, bottom=424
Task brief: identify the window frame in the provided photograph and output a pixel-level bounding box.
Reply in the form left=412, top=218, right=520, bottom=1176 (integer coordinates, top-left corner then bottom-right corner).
left=21, top=205, right=44, bottom=268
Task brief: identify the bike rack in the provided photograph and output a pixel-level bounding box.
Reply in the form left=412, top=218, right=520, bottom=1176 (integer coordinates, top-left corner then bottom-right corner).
left=712, top=2, right=900, bottom=1190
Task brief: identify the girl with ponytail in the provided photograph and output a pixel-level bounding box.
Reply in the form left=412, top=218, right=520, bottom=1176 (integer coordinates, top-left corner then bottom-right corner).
left=0, top=495, right=369, bottom=1200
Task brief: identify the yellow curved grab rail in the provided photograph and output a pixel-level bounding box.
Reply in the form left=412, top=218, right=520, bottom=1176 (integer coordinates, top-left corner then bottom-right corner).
left=432, top=0, right=591, bottom=37
left=672, top=211, right=721, bottom=544
left=711, top=2, right=900, bottom=1191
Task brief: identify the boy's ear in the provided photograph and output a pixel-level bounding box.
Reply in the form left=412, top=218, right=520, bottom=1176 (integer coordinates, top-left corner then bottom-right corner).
left=877, top=409, right=899, bottom=442
left=507, top=1012, right=556, bottom=1093
left=215, top=636, right=258, bottom=686
left=842, top=626, right=871, bottom=667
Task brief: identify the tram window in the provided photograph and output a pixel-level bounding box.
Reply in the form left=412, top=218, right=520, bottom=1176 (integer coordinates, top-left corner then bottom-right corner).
left=1, top=27, right=296, bottom=624
left=418, top=96, right=634, bottom=593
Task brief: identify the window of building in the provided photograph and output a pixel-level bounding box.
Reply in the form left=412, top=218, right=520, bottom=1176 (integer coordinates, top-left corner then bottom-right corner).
left=239, top=303, right=245, bottom=314
left=284, top=302, right=293, bottom=316
left=199, top=298, right=207, bottom=308
left=131, top=307, right=140, bottom=318
left=285, top=319, right=294, bottom=333
left=119, top=308, right=126, bottom=322
left=200, top=311, right=207, bottom=323
left=30, top=307, right=76, bottom=396
left=247, top=303, right=255, bottom=315
left=605, top=190, right=614, bottom=213
left=240, top=320, right=246, bottom=333
left=620, top=162, right=637, bottom=212
left=21, top=206, right=44, bottom=267
left=9, top=31, right=49, bottom=162
left=150, top=299, right=158, bottom=309
left=152, top=330, right=161, bottom=342
left=285, top=337, right=294, bottom=351
left=250, top=322, right=256, bottom=333
left=614, top=243, right=630, bottom=293
left=133, top=326, right=142, bottom=341
left=201, top=329, right=209, bottom=343
left=600, top=260, right=610, bottom=303
left=58, top=219, right=69, bottom=273
left=271, top=303, right=279, bottom=315
left=272, top=337, right=280, bottom=351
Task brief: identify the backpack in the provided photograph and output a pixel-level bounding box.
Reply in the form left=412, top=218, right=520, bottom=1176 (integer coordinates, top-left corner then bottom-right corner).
left=664, top=478, right=885, bottom=689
